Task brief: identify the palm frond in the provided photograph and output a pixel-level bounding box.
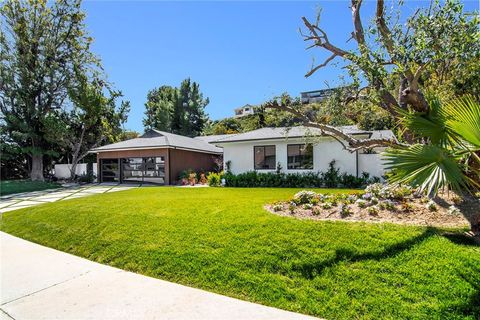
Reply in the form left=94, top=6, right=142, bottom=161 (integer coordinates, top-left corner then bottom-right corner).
left=397, top=96, right=453, bottom=147
left=383, top=144, right=468, bottom=195
left=444, top=96, right=480, bottom=148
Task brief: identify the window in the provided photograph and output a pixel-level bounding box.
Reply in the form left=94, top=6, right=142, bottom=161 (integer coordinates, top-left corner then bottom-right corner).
left=287, top=144, right=313, bottom=170
left=254, top=145, right=276, bottom=170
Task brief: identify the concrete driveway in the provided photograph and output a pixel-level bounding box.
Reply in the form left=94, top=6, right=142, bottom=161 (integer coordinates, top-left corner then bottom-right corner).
left=0, top=232, right=317, bottom=320
left=0, top=183, right=139, bottom=213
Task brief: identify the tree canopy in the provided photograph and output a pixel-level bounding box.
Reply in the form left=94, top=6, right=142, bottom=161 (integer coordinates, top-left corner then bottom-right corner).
left=144, top=78, right=209, bottom=137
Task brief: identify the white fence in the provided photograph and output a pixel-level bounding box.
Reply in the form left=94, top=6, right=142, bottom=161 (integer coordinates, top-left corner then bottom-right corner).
left=54, top=163, right=97, bottom=179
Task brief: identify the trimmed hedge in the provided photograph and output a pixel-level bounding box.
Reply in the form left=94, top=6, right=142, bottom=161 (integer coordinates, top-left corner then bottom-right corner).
left=224, top=161, right=380, bottom=188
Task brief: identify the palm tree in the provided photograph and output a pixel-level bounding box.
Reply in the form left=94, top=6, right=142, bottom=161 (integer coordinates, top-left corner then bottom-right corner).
left=384, top=96, right=480, bottom=235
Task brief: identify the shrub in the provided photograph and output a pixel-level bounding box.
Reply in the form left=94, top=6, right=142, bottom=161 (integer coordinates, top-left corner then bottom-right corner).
left=401, top=202, right=414, bottom=212
left=223, top=162, right=379, bottom=188
left=356, top=199, right=368, bottom=208
left=322, top=160, right=340, bottom=188
left=272, top=204, right=283, bottom=212
left=447, top=205, right=461, bottom=215
left=340, top=204, right=353, bottom=217
left=426, top=200, right=437, bottom=211
left=451, top=194, right=462, bottom=205
left=383, top=200, right=397, bottom=211
left=303, top=203, right=313, bottom=210
left=367, top=206, right=379, bottom=215
left=322, top=202, right=333, bottom=209
left=207, top=172, right=223, bottom=187
left=77, top=172, right=96, bottom=183
left=293, top=190, right=317, bottom=204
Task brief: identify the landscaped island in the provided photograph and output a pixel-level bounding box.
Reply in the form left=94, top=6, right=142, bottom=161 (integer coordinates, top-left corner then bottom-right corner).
left=266, top=184, right=478, bottom=229
left=1, top=187, right=478, bottom=319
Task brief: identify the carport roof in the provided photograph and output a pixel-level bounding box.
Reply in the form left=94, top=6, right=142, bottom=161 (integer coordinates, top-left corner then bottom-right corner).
left=91, top=130, right=222, bottom=154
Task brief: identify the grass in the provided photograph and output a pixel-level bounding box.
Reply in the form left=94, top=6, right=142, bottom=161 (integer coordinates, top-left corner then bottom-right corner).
left=1, top=187, right=479, bottom=319
left=0, top=179, right=61, bottom=196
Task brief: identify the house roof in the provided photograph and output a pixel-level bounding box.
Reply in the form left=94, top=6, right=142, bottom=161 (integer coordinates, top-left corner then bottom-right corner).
left=91, top=129, right=222, bottom=154
left=212, top=126, right=372, bottom=144
left=194, top=134, right=236, bottom=143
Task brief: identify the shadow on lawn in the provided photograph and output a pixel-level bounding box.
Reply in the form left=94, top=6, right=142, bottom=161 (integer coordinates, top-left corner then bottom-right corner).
left=445, top=264, right=480, bottom=318
left=294, top=227, right=438, bottom=280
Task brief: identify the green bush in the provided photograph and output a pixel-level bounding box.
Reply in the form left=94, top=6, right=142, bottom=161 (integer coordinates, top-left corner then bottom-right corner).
left=224, top=163, right=379, bottom=189
left=207, top=172, right=223, bottom=187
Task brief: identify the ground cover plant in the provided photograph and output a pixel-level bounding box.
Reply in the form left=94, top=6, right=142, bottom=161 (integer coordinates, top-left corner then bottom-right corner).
left=267, top=185, right=479, bottom=230
left=1, top=187, right=479, bottom=319
left=0, top=180, right=61, bottom=196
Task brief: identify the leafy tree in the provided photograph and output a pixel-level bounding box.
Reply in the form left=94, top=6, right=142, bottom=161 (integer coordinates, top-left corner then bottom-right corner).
left=299, top=0, right=479, bottom=120
left=143, top=86, right=176, bottom=131
left=144, top=78, right=209, bottom=137
left=48, top=71, right=130, bottom=180
left=119, top=130, right=140, bottom=141
left=0, top=0, right=99, bottom=180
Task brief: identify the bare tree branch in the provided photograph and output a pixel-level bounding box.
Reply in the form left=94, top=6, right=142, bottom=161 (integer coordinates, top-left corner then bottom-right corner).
left=305, top=54, right=337, bottom=77
left=263, top=98, right=403, bottom=151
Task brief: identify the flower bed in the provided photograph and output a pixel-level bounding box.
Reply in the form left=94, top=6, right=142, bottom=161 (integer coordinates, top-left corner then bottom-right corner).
left=266, top=184, right=479, bottom=228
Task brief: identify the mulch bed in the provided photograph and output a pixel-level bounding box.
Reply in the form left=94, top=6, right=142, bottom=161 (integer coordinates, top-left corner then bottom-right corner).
left=266, top=192, right=479, bottom=229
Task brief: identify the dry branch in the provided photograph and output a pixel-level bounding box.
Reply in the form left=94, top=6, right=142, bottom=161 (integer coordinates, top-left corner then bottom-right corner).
left=263, top=98, right=404, bottom=152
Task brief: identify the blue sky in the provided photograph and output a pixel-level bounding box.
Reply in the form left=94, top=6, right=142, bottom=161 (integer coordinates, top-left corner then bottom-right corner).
left=82, top=1, right=478, bottom=132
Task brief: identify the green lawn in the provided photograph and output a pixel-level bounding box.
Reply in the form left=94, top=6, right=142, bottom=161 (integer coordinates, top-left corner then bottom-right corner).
left=1, top=187, right=479, bottom=319
left=0, top=179, right=61, bottom=196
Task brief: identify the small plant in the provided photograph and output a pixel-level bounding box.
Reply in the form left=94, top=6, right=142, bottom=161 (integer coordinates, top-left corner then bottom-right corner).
left=401, top=202, right=414, bottom=212
left=322, top=202, right=333, bottom=209
left=447, top=205, right=461, bottom=215
left=378, top=201, right=386, bottom=210
left=426, top=200, right=437, bottom=211
left=451, top=194, right=462, bottom=205
left=310, top=197, right=319, bottom=205
left=199, top=173, right=207, bottom=185
left=303, top=203, right=313, bottom=210
left=365, top=183, right=384, bottom=197
left=293, top=190, right=317, bottom=204
left=383, top=200, right=397, bottom=211
left=370, top=197, right=379, bottom=205
left=420, top=197, right=430, bottom=204
left=345, top=194, right=358, bottom=204
left=272, top=204, right=283, bottom=212
left=362, top=193, right=373, bottom=201
left=340, top=204, right=353, bottom=217
left=288, top=202, right=297, bottom=214
left=356, top=199, right=367, bottom=208
left=312, top=207, right=322, bottom=215
left=367, top=206, right=379, bottom=215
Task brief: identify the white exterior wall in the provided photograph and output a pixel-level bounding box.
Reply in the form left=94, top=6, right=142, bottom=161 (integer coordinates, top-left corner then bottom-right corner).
left=220, top=137, right=385, bottom=178
left=358, top=153, right=386, bottom=178
left=54, top=163, right=97, bottom=179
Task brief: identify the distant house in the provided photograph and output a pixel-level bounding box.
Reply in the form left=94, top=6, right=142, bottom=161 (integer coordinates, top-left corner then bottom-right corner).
left=90, top=130, right=222, bottom=185
left=234, top=104, right=257, bottom=118
left=300, top=88, right=337, bottom=104
left=213, top=126, right=394, bottom=179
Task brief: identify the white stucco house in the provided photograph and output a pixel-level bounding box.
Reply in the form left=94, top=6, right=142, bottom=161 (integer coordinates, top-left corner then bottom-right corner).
left=213, top=126, right=395, bottom=179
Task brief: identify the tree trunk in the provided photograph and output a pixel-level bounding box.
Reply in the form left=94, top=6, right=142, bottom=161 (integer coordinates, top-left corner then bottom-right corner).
left=30, top=154, right=44, bottom=181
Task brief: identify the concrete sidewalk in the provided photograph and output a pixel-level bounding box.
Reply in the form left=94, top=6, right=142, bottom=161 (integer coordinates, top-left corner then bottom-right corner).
left=0, top=232, right=317, bottom=320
